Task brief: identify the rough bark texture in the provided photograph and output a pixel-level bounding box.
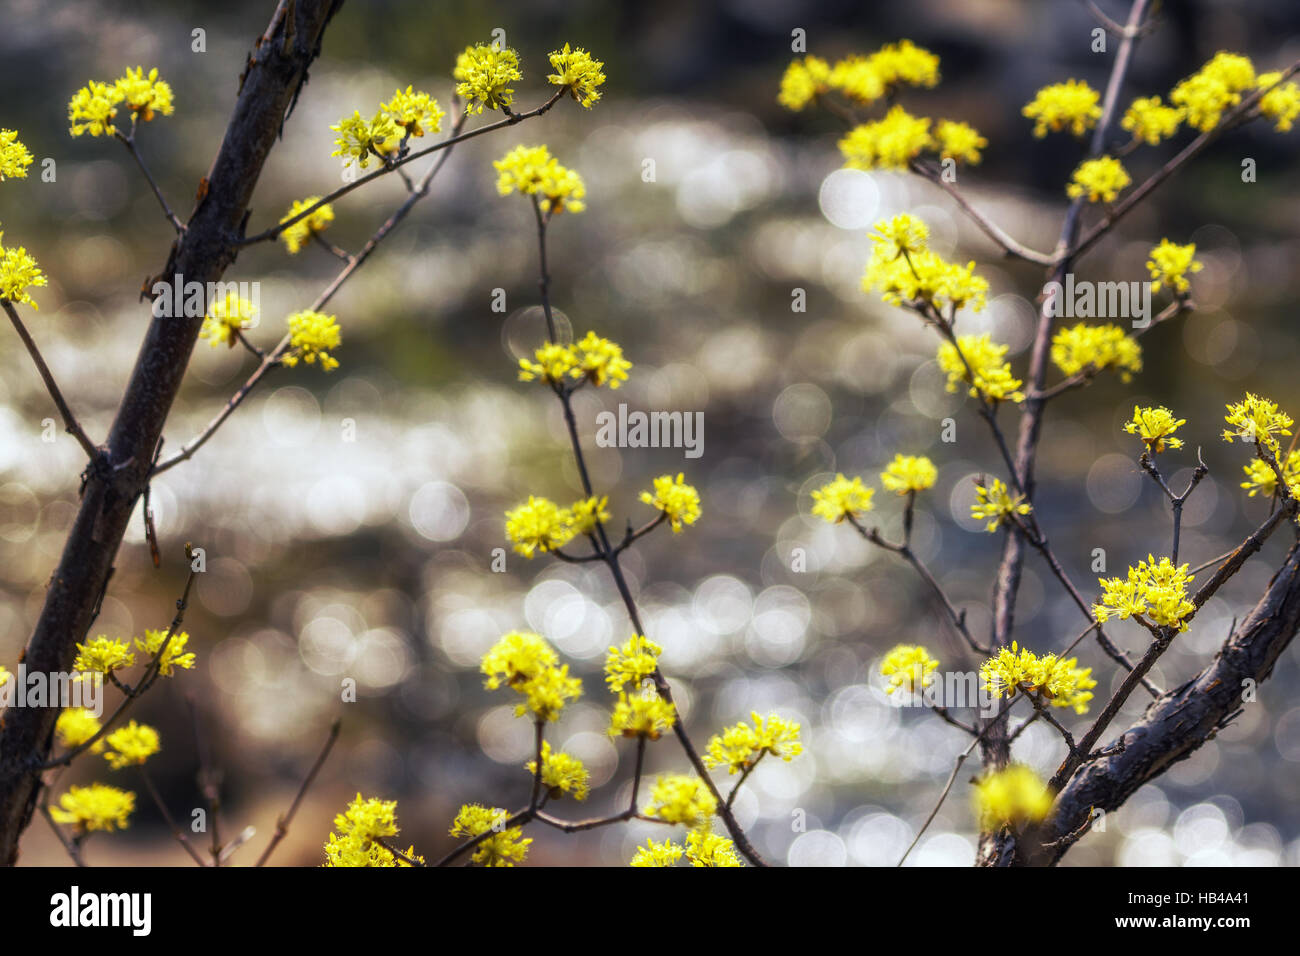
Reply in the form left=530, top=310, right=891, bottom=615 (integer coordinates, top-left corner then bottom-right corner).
left=0, top=0, right=343, bottom=864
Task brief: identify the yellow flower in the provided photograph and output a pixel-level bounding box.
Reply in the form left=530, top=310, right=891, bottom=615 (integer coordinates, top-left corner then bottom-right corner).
left=685, top=829, right=744, bottom=867
left=973, top=765, right=1052, bottom=828
left=811, top=473, right=874, bottom=523
left=1223, top=393, right=1293, bottom=455
left=643, top=774, right=717, bottom=828
left=871, top=213, right=930, bottom=261
left=329, top=110, right=399, bottom=169
left=640, top=473, right=701, bottom=532
left=519, top=341, right=577, bottom=386
left=970, top=477, right=1032, bottom=532
left=604, top=633, right=662, bottom=694
left=505, top=495, right=576, bottom=557
left=1094, top=554, right=1195, bottom=631
left=50, top=784, right=135, bottom=832
left=454, top=43, right=522, bottom=114
left=839, top=106, right=933, bottom=170
left=880, top=454, right=938, bottom=495
left=324, top=794, right=417, bottom=867
left=1242, top=451, right=1300, bottom=499
left=1050, top=323, right=1143, bottom=381
left=827, top=55, right=884, bottom=105
left=481, top=631, right=581, bottom=720
left=1066, top=155, right=1130, bottom=203
left=279, top=197, right=336, bottom=255
left=1171, top=52, right=1256, bottom=132
left=569, top=495, right=610, bottom=535
left=525, top=742, right=590, bottom=801
left=0, top=236, right=47, bottom=308
left=380, top=86, right=444, bottom=138
left=1121, top=95, right=1183, bottom=145
left=68, top=80, right=124, bottom=137
left=703, top=712, right=803, bottom=774
left=778, top=55, right=832, bottom=110
left=609, top=688, right=677, bottom=739
left=1023, top=79, right=1103, bottom=137
left=55, top=708, right=104, bottom=752
left=864, top=241, right=989, bottom=312
left=868, top=40, right=941, bottom=89
left=1146, top=239, right=1202, bottom=295
left=980, top=642, right=1096, bottom=714
left=103, top=720, right=161, bottom=770
left=114, top=67, right=173, bottom=122
left=570, top=332, right=630, bottom=388
left=880, top=644, right=940, bottom=695
left=938, top=334, right=1024, bottom=404
left=200, top=292, right=257, bottom=348
left=493, top=144, right=587, bottom=214
left=449, top=804, right=531, bottom=866
left=72, top=636, right=136, bottom=676
left=547, top=44, right=606, bottom=108
left=630, top=837, right=684, bottom=866
left=282, top=310, right=342, bottom=371
left=134, top=628, right=197, bottom=676
left=1125, top=405, right=1185, bottom=454
left=933, top=119, right=987, bottom=164
left=1257, top=71, right=1300, bottom=133
left=0, top=129, right=34, bottom=181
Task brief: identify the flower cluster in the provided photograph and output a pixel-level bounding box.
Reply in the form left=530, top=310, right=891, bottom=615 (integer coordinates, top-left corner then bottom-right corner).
left=1258, top=70, right=1300, bottom=133
left=200, top=292, right=257, bottom=349
left=505, top=494, right=609, bottom=557
left=839, top=105, right=934, bottom=170
left=279, top=197, right=336, bottom=255
left=1121, top=95, right=1184, bottom=145
left=494, top=144, right=587, bottom=214
left=779, top=40, right=939, bottom=111
left=283, top=310, right=343, bottom=371
left=609, top=686, right=677, bottom=739
left=604, top=633, right=662, bottom=693
left=68, top=67, right=173, bottom=137
left=938, top=334, right=1025, bottom=404
left=136, top=628, right=197, bottom=676
left=547, top=44, right=606, bottom=108
left=973, top=765, right=1053, bottom=828
left=518, top=332, right=630, bottom=388
left=330, top=110, right=399, bottom=169
left=933, top=119, right=987, bottom=164
left=1050, top=323, right=1143, bottom=381
left=1125, top=405, right=1185, bottom=454
left=481, top=630, right=581, bottom=721
left=639, top=473, right=702, bottom=532
left=103, top=720, right=161, bottom=770
left=864, top=213, right=989, bottom=312
left=810, top=473, right=873, bottom=523
left=0, top=129, right=33, bottom=181
left=55, top=708, right=104, bottom=752
left=1094, top=555, right=1196, bottom=631
left=454, top=43, right=523, bottom=114
left=448, top=804, right=530, bottom=866
left=50, top=784, right=135, bottom=833
left=1067, top=155, right=1130, bottom=203
left=1023, top=79, right=1103, bottom=137
left=72, top=636, right=136, bottom=676
left=525, top=741, right=590, bottom=801
left=0, top=233, right=47, bottom=308
left=1146, top=239, right=1202, bottom=295
left=380, top=86, right=444, bottom=139
left=630, top=830, right=743, bottom=867
left=880, top=453, right=938, bottom=495
left=979, top=642, right=1097, bottom=714
left=324, top=794, right=420, bottom=867
left=642, top=774, right=717, bottom=829
left=880, top=644, right=940, bottom=695
left=1242, top=450, right=1300, bottom=499
left=703, top=712, right=803, bottom=774
left=1222, top=393, right=1293, bottom=456
left=1171, top=52, right=1257, bottom=132
left=970, top=477, right=1032, bottom=532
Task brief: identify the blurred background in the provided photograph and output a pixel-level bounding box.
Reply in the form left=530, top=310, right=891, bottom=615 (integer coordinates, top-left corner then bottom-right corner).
left=1, top=0, right=1299, bottom=866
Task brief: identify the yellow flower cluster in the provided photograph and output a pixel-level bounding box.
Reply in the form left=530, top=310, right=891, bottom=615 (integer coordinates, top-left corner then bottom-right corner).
left=604, top=633, right=662, bottom=693
left=609, top=686, right=677, bottom=739
left=880, top=453, right=938, bottom=495
left=1125, top=405, right=1185, bottom=454
left=1121, top=95, right=1183, bottom=145
left=778, top=55, right=832, bottom=111
left=973, top=765, right=1053, bottom=828
left=324, top=794, right=420, bottom=867
left=864, top=214, right=989, bottom=312
left=1094, top=555, right=1196, bottom=631
left=778, top=40, right=939, bottom=111
left=547, top=44, right=606, bottom=108
left=1050, top=323, right=1142, bottom=381
left=283, top=310, right=343, bottom=371
left=481, top=630, right=581, bottom=720
left=1146, top=239, right=1202, bottom=295
left=630, top=837, right=685, bottom=866
left=1242, top=450, right=1300, bottom=499
left=72, top=636, right=136, bottom=676
left=380, top=86, right=444, bottom=138
left=970, top=477, right=1032, bottom=532
left=1066, top=155, right=1130, bottom=203
left=200, top=292, right=257, bottom=348
left=933, top=119, right=987, bottom=164
left=68, top=67, right=173, bottom=137
left=1223, top=393, right=1293, bottom=455
left=279, top=197, right=336, bottom=255
left=1171, top=52, right=1257, bottom=132
left=630, top=830, right=743, bottom=867
left=703, top=712, right=803, bottom=774
left=1258, top=70, right=1300, bottom=133
left=494, top=144, right=587, bottom=214
left=136, top=628, right=197, bottom=676
left=525, top=741, right=590, bottom=801
left=518, top=332, right=630, bottom=388
left=880, top=644, right=940, bottom=695
left=1022, top=79, right=1103, bottom=137
left=55, top=708, right=104, bottom=752
left=330, top=110, right=399, bottom=169
left=0, top=233, right=47, bottom=309
left=810, top=473, right=874, bottom=523
left=979, top=642, right=1097, bottom=714
left=454, top=43, right=523, bottom=114
left=938, top=334, right=1025, bottom=404
left=642, top=774, right=717, bottom=828
left=839, top=105, right=934, bottom=170
left=505, top=494, right=607, bottom=557
left=449, top=804, right=530, bottom=866
left=103, top=720, right=161, bottom=770
left=50, top=783, right=135, bottom=832
left=0, top=129, right=33, bottom=181
left=640, top=472, right=702, bottom=532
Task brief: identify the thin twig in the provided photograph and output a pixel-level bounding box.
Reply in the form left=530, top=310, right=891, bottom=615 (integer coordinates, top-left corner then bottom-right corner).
left=3, top=300, right=100, bottom=459
left=254, top=718, right=342, bottom=866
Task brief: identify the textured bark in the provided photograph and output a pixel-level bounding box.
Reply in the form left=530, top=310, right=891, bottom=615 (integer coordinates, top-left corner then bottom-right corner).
left=1006, top=534, right=1300, bottom=866
left=0, top=0, right=343, bottom=864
